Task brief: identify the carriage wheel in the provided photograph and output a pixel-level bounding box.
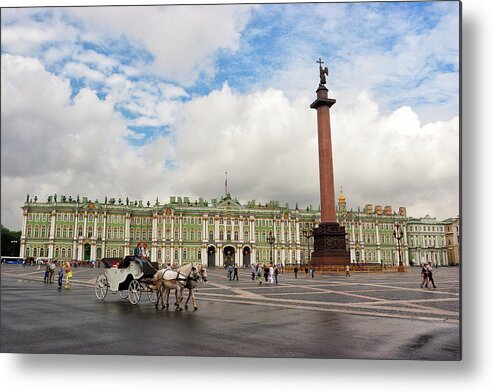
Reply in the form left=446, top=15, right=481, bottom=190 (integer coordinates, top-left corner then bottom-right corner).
left=147, top=286, right=158, bottom=303
left=95, top=274, right=108, bottom=300
left=118, top=290, right=129, bottom=299
left=128, top=280, right=141, bottom=305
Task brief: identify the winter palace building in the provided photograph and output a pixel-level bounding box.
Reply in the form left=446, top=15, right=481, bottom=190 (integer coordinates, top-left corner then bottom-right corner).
left=19, top=190, right=459, bottom=267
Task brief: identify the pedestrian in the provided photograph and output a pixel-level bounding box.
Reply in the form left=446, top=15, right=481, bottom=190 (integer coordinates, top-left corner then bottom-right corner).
left=311, top=266, right=315, bottom=279
left=420, top=263, right=429, bottom=288
left=227, top=264, right=233, bottom=281
left=274, top=264, right=279, bottom=284
left=268, top=263, right=274, bottom=284
left=427, top=262, right=437, bottom=289
left=233, top=264, right=239, bottom=281
left=263, top=265, right=269, bottom=282
left=294, top=266, right=298, bottom=279
left=43, top=261, right=50, bottom=283
left=257, top=266, right=263, bottom=285
left=57, top=264, right=64, bottom=290
left=304, top=266, right=309, bottom=278
left=64, top=261, right=72, bottom=288
left=49, top=260, right=56, bottom=283
left=251, top=263, right=257, bottom=280
left=345, top=265, right=350, bottom=277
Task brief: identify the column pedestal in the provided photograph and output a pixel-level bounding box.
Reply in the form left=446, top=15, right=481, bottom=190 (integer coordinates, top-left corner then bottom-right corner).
left=311, top=222, right=350, bottom=266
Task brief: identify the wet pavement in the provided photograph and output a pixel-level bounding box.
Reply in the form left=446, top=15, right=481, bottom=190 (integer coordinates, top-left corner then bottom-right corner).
left=0, top=264, right=460, bottom=359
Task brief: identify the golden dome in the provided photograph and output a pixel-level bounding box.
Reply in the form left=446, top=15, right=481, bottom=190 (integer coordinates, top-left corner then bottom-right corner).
left=338, top=186, right=346, bottom=203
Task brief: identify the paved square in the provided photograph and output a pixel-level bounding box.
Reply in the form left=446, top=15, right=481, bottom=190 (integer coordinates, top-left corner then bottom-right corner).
left=0, top=264, right=460, bottom=359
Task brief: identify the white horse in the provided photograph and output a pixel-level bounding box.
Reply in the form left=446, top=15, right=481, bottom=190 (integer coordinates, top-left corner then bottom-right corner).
left=182, top=267, right=208, bottom=311
left=151, top=263, right=194, bottom=310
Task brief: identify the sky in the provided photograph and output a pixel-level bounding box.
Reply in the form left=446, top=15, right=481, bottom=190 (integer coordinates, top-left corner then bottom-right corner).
left=0, top=1, right=460, bottom=230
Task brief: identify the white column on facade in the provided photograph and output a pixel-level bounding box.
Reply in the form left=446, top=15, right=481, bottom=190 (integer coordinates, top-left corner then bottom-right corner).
left=239, top=217, right=244, bottom=242
left=125, top=212, right=131, bottom=256
left=49, top=210, right=56, bottom=239
left=203, top=214, right=207, bottom=241
left=201, top=244, right=207, bottom=266
left=171, top=214, right=175, bottom=241
left=215, top=216, right=219, bottom=241
left=151, top=212, right=158, bottom=262
left=295, top=219, right=300, bottom=244
left=237, top=246, right=242, bottom=267
left=179, top=245, right=183, bottom=265
left=179, top=214, right=183, bottom=241
left=281, top=219, right=285, bottom=244
left=90, top=242, right=96, bottom=260
left=83, top=212, right=87, bottom=237
left=218, top=246, right=223, bottom=266
left=376, top=222, right=382, bottom=264
left=252, top=246, right=257, bottom=265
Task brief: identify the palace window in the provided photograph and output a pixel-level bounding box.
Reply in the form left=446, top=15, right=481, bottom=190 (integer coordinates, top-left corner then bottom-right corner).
left=34, top=226, right=39, bottom=237
left=174, top=249, right=178, bottom=260
left=209, top=218, right=213, bottom=225
left=55, top=248, right=59, bottom=258
left=209, top=231, right=214, bottom=241
left=61, top=248, right=66, bottom=258
left=191, top=217, right=195, bottom=225
left=57, top=214, right=61, bottom=221
left=79, top=214, right=83, bottom=221
left=198, top=230, right=202, bottom=240
left=166, top=230, right=170, bottom=240
left=226, top=218, right=231, bottom=225
left=244, top=231, right=249, bottom=241
left=63, top=226, right=68, bottom=238
left=198, top=218, right=202, bottom=225
left=183, top=249, right=187, bottom=260
left=190, top=230, right=195, bottom=241
left=234, top=231, right=238, bottom=241
left=220, top=218, right=224, bottom=224
left=88, top=214, right=94, bottom=222
left=174, top=230, right=179, bottom=239
left=182, top=230, right=187, bottom=241
left=158, top=249, right=162, bottom=260
left=219, top=231, right=224, bottom=241
left=227, top=231, right=231, bottom=241
left=42, top=226, right=47, bottom=238
left=88, top=226, right=93, bottom=238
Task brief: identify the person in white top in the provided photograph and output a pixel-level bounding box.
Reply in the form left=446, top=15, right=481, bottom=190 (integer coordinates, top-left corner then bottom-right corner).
left=268, top=264, right=274, bottom=284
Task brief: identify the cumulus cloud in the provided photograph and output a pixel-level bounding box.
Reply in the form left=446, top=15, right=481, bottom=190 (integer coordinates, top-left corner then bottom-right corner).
left=0, top=3, right=459, bottom=231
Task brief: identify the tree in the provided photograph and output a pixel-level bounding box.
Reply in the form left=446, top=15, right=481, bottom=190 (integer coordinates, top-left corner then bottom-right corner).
left=1, top=225, right=21, bottom=256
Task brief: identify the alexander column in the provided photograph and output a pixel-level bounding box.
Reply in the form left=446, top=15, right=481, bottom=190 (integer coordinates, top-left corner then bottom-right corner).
left=309, top=58, right=350, bottom=266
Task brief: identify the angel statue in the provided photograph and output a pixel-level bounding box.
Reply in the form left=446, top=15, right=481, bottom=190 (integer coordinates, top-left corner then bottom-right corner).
left=317, top=58, right=329, bottom=86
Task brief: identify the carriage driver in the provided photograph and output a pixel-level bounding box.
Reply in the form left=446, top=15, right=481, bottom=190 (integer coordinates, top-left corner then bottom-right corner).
left=133, top=242, right=144, bottom=269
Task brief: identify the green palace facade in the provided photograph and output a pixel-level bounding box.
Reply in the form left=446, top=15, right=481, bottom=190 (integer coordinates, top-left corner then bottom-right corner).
left=19, top=190, right=454, bottom=267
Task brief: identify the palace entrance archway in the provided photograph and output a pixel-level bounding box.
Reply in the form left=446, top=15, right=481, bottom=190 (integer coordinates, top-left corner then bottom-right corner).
left=84, top=243, right=91, bottom=261
left=207, top=246, right=216, bottom=267
left=243, top=246, right=251, bottom=267
left=223, top=246, right=235, bottom=267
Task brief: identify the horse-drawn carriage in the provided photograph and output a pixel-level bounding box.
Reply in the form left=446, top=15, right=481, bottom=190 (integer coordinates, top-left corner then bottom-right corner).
left=94, top=256, right=161, bottom=305
left=94, top=257, right=208, bottom=310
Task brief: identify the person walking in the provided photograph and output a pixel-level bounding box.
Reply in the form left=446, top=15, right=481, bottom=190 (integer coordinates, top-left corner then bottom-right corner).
left=251, top=263, right=257, bottom=280
left=274, top=264, right=279, bottom=284
left=257, top=265, right=263, bottom=285
left=311, top=266, right=315, bottom=279
left=263, top=264, right=269, bottom=282
left=233, top=264, right=239, bottom=281
left=64, top=261, right=72, bottom=288
left=420, top=263, right=429, bottom=288
left=57, top=264, right=64, bottom=290
left=294, top=266, right=298, bottom=279
left=49, top=260, right=56, bottom=283
left=268, top=263, right=274, bottom=284
left=304, top=266, right=309, bottom=278
left=43, top=261, right=50, bottom=283
left=345, top=265, right=350, bottom=278
left=227, top=264, right=233, bottom=281
left=427, top=262, right=437, bottom=288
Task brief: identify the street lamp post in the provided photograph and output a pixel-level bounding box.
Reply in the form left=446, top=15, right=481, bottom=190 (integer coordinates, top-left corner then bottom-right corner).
left=302, top=228, right=313, bottom=266
left=393, top=223, right=405, bottom=272
left=267, top=232, right=275, bottom=265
